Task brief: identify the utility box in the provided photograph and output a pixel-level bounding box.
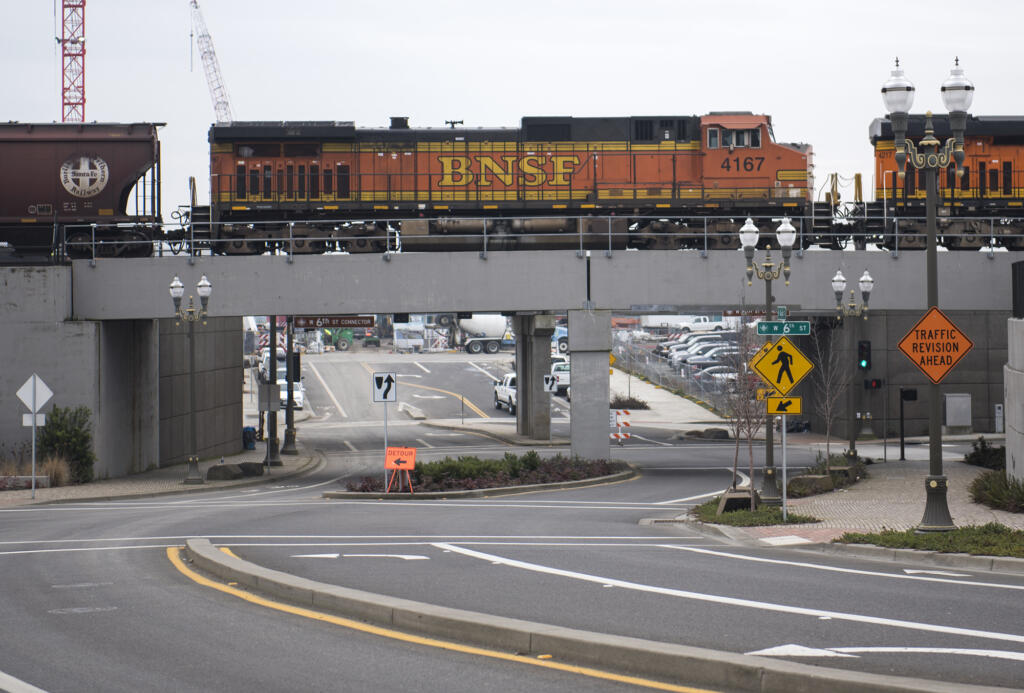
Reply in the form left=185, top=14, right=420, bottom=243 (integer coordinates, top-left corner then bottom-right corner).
left=943, top=393, right=972, bottom=435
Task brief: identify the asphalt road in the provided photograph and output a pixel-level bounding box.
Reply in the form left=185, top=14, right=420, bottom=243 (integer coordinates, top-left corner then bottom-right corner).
left=0, top=351, right=1015, bottom=693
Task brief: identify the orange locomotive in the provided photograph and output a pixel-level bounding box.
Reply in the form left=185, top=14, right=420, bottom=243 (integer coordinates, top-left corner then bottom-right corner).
left=207, top=113, right=813, bottom=254
left=868, top=113, right=1024, bottom=250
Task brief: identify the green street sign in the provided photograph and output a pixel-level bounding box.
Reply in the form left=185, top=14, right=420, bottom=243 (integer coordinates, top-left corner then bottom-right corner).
left=757, top=321, right=811, bottom=336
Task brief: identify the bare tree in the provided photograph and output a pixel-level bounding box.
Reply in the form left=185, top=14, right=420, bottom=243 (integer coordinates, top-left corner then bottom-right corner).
left=809, top=318, right=848, bottom=467
left=721, top=329, right=767, bottom=511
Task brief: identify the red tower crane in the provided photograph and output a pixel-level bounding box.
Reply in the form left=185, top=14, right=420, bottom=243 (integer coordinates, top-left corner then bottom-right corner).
left=59, top=0, right=86, bottom=122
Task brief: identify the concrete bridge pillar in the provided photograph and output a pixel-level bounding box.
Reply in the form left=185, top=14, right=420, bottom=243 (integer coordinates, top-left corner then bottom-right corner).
left=568, top=309, right=611, bottom=460
left=513, top=314, right=555, bottom=439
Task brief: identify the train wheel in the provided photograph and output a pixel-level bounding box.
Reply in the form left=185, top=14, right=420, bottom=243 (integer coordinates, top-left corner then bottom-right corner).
left=65, top=231, right=92, bottom=259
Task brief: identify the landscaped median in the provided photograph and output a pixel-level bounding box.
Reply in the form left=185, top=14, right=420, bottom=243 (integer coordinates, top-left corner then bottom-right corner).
left=326, top=452, right=635, bottom=499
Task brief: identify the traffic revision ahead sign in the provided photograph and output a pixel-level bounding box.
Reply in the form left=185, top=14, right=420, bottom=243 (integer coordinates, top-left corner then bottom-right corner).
left=898, top=307, right=973, bottom=384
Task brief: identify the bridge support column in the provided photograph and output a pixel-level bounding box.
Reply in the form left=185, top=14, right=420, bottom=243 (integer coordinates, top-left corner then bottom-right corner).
left=513, top=314, right=555, bottom=439
left=568, top=309, right=611, bottom=460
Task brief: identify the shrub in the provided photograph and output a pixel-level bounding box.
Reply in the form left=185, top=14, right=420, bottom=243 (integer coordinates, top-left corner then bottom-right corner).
left=610, top=394, right=649, bottom=410
left=39, top=455, right=71, bottom=487
left=38, top=406, right=96, bottom=484
left=837, top=523, right=1024, bottom=558
left=345, top=452, right=624, bottom=492
left=969, top=469, right=1024, bottom=513
left=803, top=452, right=867, bottom=490
left=962, top=436, right=1006, bottom=471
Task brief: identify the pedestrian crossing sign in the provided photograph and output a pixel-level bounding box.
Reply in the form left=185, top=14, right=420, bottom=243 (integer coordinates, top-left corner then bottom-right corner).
left=749, top=336, right=814, bottom=396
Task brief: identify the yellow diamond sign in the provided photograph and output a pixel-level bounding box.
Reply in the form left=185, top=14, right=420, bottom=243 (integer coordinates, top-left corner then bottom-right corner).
left=749, top=336, right=814, bottom=396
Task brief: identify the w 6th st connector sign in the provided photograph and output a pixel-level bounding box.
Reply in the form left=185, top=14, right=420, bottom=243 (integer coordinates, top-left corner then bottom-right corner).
left=898, top=307, right=973, bottom=384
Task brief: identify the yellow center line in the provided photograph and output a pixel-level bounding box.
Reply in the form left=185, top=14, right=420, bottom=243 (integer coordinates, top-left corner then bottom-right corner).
left=167, top=547, right=718, bottom=693
left=358, top=361, right=489, bottom=418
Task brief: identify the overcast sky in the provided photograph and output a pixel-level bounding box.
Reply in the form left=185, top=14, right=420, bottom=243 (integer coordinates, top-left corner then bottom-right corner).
left=4, top=1, right=1021, bottom=213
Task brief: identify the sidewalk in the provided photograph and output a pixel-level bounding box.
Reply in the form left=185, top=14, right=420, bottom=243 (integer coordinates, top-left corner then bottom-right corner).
left=0, top=375, right=318, bottom=507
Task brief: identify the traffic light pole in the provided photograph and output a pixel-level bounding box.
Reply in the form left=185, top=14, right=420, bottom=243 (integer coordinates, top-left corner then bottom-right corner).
left=848, top=322, right=858, bottom=456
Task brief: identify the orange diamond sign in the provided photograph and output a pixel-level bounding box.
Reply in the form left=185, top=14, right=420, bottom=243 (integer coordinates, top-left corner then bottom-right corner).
left=898, top=307, right=973, bottom=384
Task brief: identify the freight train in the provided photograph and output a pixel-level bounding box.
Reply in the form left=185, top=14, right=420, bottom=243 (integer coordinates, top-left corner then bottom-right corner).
left=2, top=112, right=1023, bottom=259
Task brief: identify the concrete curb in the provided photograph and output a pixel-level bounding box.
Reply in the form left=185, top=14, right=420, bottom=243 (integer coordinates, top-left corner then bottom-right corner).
left=398, top=402, right=426, bottom=420
left=32, top=453, right=323, bottom=506
left=183, top=538, right=1011, bottom=693
left=323, top=467, right=637, bottom=500
left=420, top=420, right=570, bottom=446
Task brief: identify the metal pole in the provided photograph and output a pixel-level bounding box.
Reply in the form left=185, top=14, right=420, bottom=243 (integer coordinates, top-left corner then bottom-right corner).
left=190, top=317, right=196, bottom=469
left=281, top=316, right=297, bottom=454
left=919, top=164, right=954, bottom=530
left=31, top=386, right=36, bottom=500
left=264, top=315, right=282, bottom=466
left=762, top=270, right=778, bottom=502
left=848, top=316, right=857, bottom=456
left=900, top=387, right=906, bottom=461
left=384, top=402, right=388, bottom=489
left=781, top=414, right=788, bottom=522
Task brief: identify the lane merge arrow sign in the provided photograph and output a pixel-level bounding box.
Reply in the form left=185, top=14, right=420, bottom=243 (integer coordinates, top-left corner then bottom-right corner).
left=767, top=396, right=802, bottom=416
left=373, top=372, right=397, bottom=402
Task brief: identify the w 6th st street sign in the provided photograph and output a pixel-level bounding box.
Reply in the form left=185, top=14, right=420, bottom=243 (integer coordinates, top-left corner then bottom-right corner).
left=757, top=321, right=810, bottom=336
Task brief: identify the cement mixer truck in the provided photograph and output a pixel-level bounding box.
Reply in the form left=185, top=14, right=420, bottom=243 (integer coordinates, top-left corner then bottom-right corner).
left=456, top=314, right=513, bottom=354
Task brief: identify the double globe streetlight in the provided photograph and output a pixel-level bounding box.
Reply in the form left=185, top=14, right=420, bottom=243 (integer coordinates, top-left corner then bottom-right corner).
left=881, top=58, right=973, bottom=531
left=739, top=216, right=797, bottom=503
left=170, top=275, right=212, bottom=484
left=832, top=269, right=874, bottom=456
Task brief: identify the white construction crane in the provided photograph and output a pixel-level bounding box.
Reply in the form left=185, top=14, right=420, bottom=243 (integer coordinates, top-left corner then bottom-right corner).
left=189, top=0, right=233, bottom=123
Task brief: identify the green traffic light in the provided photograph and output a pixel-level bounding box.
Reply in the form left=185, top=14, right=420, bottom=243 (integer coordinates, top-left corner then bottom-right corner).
left=859, top=359, right=868, bottom=368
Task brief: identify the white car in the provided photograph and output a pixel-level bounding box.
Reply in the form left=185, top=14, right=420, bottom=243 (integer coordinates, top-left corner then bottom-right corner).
left=551, top=362, right=570, bottom=395
left=278, top=379, right=304, bottom=409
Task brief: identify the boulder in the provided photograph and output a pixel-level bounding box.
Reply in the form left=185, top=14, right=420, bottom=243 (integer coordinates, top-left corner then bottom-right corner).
left=206, top=464, right=245, bottom=481
left=238, top=462, right=265, bottom=477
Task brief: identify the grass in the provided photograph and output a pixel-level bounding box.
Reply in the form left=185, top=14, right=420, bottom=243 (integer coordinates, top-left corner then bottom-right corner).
left=969, top=469, right=1024, bottom=513
left=693, top=497, right=819, bottom=526
left=836, top=523, right=1024, bottom=559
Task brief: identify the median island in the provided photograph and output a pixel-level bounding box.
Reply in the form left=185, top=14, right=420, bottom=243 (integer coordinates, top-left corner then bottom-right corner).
left=345, top=451, right=628, bottom=493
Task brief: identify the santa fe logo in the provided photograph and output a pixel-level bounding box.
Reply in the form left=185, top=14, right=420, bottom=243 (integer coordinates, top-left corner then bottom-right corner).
left=60, top=156, right=109, bottom=198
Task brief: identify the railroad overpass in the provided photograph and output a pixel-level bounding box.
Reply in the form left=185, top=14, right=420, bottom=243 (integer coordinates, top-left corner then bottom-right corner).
left=1, top=248, right=1016, bottom=478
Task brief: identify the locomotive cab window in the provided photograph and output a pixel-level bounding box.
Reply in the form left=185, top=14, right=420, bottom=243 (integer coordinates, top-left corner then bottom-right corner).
left=707, top=128, right=720, bottom=149
left=749, top=129, right=761, bottom=148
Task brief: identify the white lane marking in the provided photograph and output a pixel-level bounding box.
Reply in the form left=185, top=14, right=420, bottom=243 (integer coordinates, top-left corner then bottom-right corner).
left=343, top=554, right=429, bottom=560
left=436, top=543, right=1024, bottom=645
left=412, top=394, right=445, bottom=399
left=659, top=545, right=1024, bottom=592
left=344, top=441, right=358, bottom=452
left=630, top=435, right=673, bottom=447
left=747, top=644, right=856, bottom=658
left=396, top=373, right=422, bottom=378
left=760, top=536, right=813, bottom=546
left=0, top=535, right=699, bottom=548
left=293, top=553, right=341, bottom=559
left=656, top=470, right=750, bottom=504
left=0, top=544, right=176, bottom=556
left=748, top=644, right=1024, bottom=663
left=416, top=438, right=434, bottom=449
left=308, top=362, right=347, bottom=418
left=468, top=361, right=499, bottom=382
left=904, top=569, right=971, bottom=577
left=51, top=582, right=113, bottom=589
left=0, top=669, right=51, bottom=693
left=414, top=362, right=430, bottom=373
left=47, top=606, right=118, bottom=615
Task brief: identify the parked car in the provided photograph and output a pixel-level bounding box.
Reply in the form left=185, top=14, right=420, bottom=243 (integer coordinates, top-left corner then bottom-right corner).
left=278, top=378, right=304, bottom=409
left=670, top=341, right=729, bottom=367
left=551, top=362, right=570, bottom=394
left=683, top=346, right=742, bottom=372
left=494, top=373, right=517, bottom=414
left=692, top=365, right=738, bottom=389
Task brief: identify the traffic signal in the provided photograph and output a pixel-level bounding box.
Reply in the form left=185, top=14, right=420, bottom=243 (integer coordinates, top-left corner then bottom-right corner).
left=857, top=340, right=871, bottom=369
left=864, top=378, right=883, bottom=390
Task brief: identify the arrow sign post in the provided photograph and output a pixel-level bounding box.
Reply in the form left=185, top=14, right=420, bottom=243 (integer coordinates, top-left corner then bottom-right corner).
left=17, top=374, right=53, bottom=499
left=373, top=373, right=398, bottom=488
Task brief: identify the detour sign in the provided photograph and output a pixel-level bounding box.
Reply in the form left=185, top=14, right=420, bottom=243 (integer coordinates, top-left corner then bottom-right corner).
left=385, top=446, right=416, bottom=470
left=898, top=307, right=973, bottom=384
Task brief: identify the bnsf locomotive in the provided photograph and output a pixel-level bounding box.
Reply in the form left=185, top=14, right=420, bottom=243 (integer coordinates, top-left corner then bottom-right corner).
left=866, top=114, right=1024, bottom=249
left=0, top=122, right=161, bottom=258
left=3, top=111, right=1024, bottom=259
left=205, top=114, right=813, bottom=253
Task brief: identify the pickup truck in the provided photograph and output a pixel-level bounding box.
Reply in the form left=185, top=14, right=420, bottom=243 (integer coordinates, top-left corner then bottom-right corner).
left=673, top=315, right=730, bottom=333
left=550, top=362, right=570, bottom=395
left=493, top=373, right=517, bottom=415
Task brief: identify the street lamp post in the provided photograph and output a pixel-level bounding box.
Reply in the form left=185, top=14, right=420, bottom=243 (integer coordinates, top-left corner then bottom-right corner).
left=281, top=315, right=297, bottom=455
left=739, top=216, right=797, bottom=503
left=882, top=58, right=973, bottom=531
left=264, top=315, right=283, bottom=467
left=169, top=275, right=212, bottom=485
left=832, top=270, right=874, bottom=456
